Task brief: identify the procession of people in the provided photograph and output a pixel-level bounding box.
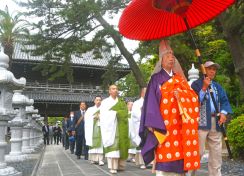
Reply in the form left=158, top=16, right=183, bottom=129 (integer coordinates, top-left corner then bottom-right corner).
left=41, top=40, right=232, bottom=176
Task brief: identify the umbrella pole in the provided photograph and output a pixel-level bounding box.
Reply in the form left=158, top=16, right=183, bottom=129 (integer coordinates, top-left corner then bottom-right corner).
left=183, top=19, right=206, bottom=75
left=184, top=18, right=233, bottom=159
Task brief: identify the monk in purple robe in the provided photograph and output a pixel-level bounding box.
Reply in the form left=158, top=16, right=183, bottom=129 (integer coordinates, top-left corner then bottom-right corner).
left=139, top=40, right=200, bottom=176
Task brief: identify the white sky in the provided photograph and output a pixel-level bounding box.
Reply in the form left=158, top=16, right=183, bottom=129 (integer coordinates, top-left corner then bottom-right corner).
left=0, top=0, right=140, bottom=62
left=0, top=0, right=26, bottom=13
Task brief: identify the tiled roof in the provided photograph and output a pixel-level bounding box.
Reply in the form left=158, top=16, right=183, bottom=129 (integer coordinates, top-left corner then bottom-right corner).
left=24, top=90, right=135, bottom=103
left=12, top=43, right=129, bottom=69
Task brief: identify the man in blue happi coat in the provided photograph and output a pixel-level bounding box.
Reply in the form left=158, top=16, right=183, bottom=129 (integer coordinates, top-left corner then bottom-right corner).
left=191, top=61, right=232, bottom=176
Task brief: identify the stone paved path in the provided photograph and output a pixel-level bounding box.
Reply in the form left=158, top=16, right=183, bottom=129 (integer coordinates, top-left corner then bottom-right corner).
left=37, top=145, right=209, bottom=176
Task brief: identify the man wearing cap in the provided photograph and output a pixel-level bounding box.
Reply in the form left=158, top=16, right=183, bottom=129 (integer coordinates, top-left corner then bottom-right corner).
left=191, top=61, right=232, bottom=176
left=140, top=40, right=200, bottom=176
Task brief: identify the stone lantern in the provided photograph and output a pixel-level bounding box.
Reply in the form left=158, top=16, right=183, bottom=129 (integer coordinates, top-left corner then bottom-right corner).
left=0, top=48, right=26, bottom=175
left=30, top=114, right=40, bottom=151
left=35, top=116, right=44, bottom=149
left=22, top=103, right=38, bottom=154
left=188, top=63, right=199, bottom=86
left=5, top=90, right=32, bottom=163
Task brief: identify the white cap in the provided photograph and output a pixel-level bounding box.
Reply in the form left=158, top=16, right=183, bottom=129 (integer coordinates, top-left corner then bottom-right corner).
left=204, top=61, right=220, bottom=69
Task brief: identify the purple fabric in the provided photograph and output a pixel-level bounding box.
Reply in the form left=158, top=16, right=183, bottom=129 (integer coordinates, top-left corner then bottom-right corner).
left=139, top=69, right=184, bottom=173
left=139, top=69, right=170, bottom=164
left=156, top=160, right=184, bottom=174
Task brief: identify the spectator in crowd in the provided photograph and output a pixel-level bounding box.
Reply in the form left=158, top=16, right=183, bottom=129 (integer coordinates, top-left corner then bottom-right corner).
left=74, top=102, right=88, bottom=160
left=67, top=111, right=76, bottom=154
left=42, top=122, right=49, bottom=145
left=54, top=124, right=62, bottom=145
left=62, top=115, right=69, bottom=149
left=49, top=125, right=54, bottom=144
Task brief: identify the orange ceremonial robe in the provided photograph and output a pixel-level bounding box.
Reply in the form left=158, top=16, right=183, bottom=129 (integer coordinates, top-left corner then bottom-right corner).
left=155, top=74, right=200, bottom=171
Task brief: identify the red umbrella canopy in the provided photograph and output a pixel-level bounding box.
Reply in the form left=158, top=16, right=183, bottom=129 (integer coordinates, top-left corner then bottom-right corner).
left=119, top=0, right=235, bottom=40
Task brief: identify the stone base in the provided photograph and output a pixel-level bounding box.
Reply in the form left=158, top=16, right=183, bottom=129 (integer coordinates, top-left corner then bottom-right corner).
left=0, top=166, right=22, bottom=176
left=34, top=144, right=43, bottom=152
left=22, top=146, right=35, bottom=154
left=22, top=148, right=34, bottom=154
left=5, top=154, right=29, bottom=163
left=7, top=158, right=37, bottom=176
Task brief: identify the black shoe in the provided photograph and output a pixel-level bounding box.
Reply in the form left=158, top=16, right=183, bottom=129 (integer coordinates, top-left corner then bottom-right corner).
left=77, top=156, right=81, bottom=159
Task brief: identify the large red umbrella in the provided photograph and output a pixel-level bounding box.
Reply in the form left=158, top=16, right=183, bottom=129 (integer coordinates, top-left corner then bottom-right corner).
left=119, top=0, right=235, bottom=159
left=119, top=0, right=235, bottom=72
left=119, top=0, right=235, bottom=40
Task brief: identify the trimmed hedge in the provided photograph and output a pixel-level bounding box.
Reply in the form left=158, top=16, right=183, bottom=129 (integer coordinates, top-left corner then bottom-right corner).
left=227, top=115, right=244, bottom=159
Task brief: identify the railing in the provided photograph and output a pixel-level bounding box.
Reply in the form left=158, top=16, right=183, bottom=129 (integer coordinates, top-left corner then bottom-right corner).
left=24, top=91, right=106, bottom=103
left=25, top=82, right=103, bottom=92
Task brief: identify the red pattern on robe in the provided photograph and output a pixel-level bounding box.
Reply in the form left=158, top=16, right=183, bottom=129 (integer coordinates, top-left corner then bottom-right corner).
left=155, top=74, right=200, bottom=171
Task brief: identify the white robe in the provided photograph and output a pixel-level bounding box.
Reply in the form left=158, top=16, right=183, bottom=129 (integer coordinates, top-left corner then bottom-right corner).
left=128, top=111, right=137, bottom=154
left=100, top=96, right=119, bottom=158
left=84, top=105, right=103, bottom=154
left=131, top=97, right=144, bottom=147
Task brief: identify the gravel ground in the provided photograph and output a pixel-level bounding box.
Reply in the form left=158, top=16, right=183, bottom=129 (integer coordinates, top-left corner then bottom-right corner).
left=199, top=155, right=244, bottom=176
left=222, top=158, right=244, bottom=176
left=200, top=150, right=244, bottom=176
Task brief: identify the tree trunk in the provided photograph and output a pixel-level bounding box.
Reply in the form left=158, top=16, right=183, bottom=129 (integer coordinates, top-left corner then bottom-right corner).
left=3, top=43, right=13, bottom=71
left=218, top=14, right=244, bottom=92
left=96, top=14, right=147, bottom=88
left=226, top=34, right=244, bottom=92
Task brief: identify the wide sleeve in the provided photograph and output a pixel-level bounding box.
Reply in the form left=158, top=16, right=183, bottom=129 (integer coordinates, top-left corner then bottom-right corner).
left=73, top=111, right=79, bottom=128
left=84, top=108, right=94, bottom=146
left=142, top=76, right=167, bottom=133
left=139, top=76, right=166, bottom=165
left=218, top=84, right=233, bottom=114
left=99, top=100, right=117, bottom=148
left=131, top=101, right=141, bottom=123
left=191, top=79, right=202, bottom=94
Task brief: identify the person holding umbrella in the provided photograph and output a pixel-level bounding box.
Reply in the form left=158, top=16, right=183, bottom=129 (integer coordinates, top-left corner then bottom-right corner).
left=191, top=61, right=232, bottom=176
left=139, top=40, right=200, bottom=176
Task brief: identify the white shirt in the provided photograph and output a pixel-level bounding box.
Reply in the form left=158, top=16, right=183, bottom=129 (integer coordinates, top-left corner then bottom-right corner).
left=163, top=68, right=173, bottom=76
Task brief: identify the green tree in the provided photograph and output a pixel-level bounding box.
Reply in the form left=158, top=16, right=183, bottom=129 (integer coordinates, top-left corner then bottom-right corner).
left=48, top=117, right=63, bottom=126
left=19, top=0, right=146, bottom=87
left=0, top=5, right=29, bottom=70
left=119, top=22, right=244, bottom=108
left=193, top=23, right=243, bottom=107
left=217, top=1, right=244, bottom=91
left=117, top=58, right=155, bottom=97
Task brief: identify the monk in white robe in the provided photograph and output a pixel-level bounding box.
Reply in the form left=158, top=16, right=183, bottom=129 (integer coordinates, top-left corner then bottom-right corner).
left=100, top=85, right=129, bottom=174
left=127, top=101, right=136, bottom=163
left=131, top=88, right=147, bottom=169
left=84, top=96, right=104, bottom=166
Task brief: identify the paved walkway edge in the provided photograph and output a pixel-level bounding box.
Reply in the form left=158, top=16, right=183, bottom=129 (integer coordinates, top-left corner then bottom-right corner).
left=31, top=146, right=46, bottom=176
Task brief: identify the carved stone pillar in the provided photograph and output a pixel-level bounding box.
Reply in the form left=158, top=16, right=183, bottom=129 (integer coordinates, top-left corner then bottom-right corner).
left=0, top=48, right=25, bottom=175
left=29, top=114, right=40, bottom=152
left=22, top=105, right=38, bottom=154
left=5, top=90, right=31, bottom=163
